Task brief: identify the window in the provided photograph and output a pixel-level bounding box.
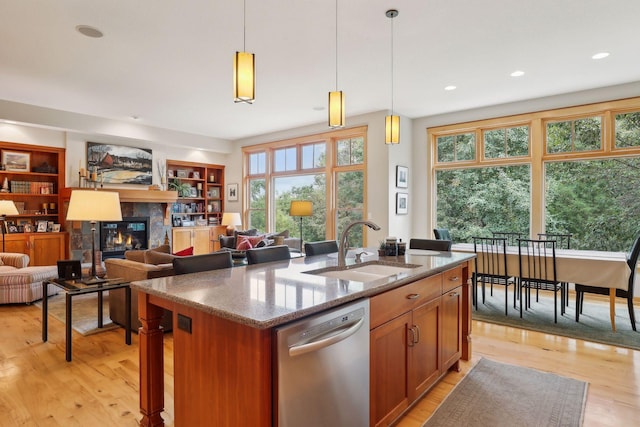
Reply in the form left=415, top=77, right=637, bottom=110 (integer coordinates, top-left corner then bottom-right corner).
left=430, top=99, right=640, bottom=251
left=546, top=116, right=602, bottom=153
left=615, top=111, right=640, bottom=149
left=436, top=132, right=475, bottom=162
left=243, top=127, right=367, bottom=244
left=484, top=125, right=529, bottom=159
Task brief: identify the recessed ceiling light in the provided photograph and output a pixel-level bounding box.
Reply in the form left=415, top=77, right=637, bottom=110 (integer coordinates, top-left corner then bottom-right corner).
left=510, top=70, right=525, bottom=77
left=444, top=85, right=457, bottom=91
left=76, top=25, right=104, bottom=38
left=592, top=52, right=610, bottom=60
left=130, top=115, right=140, bottom=120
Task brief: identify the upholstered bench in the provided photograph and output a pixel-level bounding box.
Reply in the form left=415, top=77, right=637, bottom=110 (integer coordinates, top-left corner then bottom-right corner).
left=0, top=253, right=59, bottom=304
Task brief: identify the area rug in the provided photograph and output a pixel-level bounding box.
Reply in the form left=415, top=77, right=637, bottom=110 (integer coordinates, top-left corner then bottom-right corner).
left=34, top=291, right=119, bottom=336
left=422, top=358, right=588, bottom=427
left=472, top=288, right=640, bottom=351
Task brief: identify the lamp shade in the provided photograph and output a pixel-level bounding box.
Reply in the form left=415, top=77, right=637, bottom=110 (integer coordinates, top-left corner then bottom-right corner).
left=66, top=190, right=122, bottom=222
left=221, top=212, right=243, bottom=227
left=0, top=200, right=19, bottom=216
left=234, top=51, right=255, bottom=104
left=328, top=91, right=345, bottom=128
left=385, top=115, right=400, bottom=144
left=289, top=200, right=313, bottom=217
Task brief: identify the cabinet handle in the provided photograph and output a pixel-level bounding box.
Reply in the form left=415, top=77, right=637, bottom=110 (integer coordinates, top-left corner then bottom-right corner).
left=449, top=276, right=459, bottom=282
left=406, top=293, right=419, bottom=300
left=408, top=327, right=416, bottom=347
left=413, top=325, right=420, bottom=344
left=449, top=292, right=459, bottom=297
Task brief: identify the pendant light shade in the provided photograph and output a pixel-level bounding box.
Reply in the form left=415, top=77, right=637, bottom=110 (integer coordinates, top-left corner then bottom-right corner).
left=328, top=0, right=345, bottom=128
left=233, top=0, right=255, bottom=104
left=328, top=90, right=345, bottom=128
left=234, top=51, right=255, bottom=104
left=385, top=9, right=400, bottom=145
left=385, top=114, right=400, bottom=144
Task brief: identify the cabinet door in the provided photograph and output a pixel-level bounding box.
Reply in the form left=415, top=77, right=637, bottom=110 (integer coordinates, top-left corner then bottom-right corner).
left=172, top=228, right=193, bottom=253
left=408, top=298, right=441, bottom=401
left=3, top=234, right=28, bottom=255
left=30, top=233, right=66, bottom=266
left=441, top=286, right=462, bottom=370
left=192, top=227, right=211, bottom=255
left=370, top=311, right=411, bottom=427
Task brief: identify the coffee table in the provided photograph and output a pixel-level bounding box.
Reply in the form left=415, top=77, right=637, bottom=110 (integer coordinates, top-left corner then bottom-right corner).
left=42, top=278, right=131, bottom=362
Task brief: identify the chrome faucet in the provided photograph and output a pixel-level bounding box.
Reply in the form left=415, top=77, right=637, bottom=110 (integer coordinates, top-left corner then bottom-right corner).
left=338, top=220, right=381, bottom=267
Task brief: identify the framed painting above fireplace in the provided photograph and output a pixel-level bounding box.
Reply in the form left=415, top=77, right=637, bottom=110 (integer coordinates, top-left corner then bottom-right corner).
left=87, top=142, right=153, bottom=185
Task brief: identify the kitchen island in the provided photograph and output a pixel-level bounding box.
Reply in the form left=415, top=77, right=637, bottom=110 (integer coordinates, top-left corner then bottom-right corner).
left=131, top=250, right=474, bottom=426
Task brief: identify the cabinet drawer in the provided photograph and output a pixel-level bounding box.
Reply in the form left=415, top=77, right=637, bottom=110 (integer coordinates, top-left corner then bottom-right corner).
left=370, top=274, right=442, bottom=329
left=442, top=266, right=463, bottom=293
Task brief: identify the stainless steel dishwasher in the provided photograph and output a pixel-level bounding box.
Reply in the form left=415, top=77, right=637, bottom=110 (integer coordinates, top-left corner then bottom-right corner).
left=275, top=299, right=370, bottom=427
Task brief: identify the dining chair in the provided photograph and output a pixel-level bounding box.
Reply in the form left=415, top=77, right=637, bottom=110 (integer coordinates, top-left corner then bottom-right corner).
left=472, top=237, right=515, bottom=316
left=409, top=238, right=452, bottom=251
left=492, top=231, right=524, bottom=247
left=304, top=240, right=339, bottom=256
left=517, top=239, right=565, bottom=323
left=433, top=228, right=452, bottom=241
left=575, top=233, right=640, bottom=331
left=538, top=233, right=572, bottom=306
left=246, top=245, right=291, bottom=265
left=173, top=251, right=233, bottom=275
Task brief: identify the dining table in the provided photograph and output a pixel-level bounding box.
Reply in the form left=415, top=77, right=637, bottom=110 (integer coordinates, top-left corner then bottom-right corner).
left=451, top=243, right=632, bottom=331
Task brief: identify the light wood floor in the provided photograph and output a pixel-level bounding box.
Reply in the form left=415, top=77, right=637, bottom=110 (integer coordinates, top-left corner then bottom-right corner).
left=1, top=300, right=638, bottom=426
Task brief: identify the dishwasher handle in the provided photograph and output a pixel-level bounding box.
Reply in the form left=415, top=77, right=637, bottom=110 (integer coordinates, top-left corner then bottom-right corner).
left=289, top=317, right=365, bottom=357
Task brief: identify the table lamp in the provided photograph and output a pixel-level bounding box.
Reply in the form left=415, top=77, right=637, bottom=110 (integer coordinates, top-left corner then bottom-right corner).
left=289, top=200, right=312, bottom=249
left=221, top=212, right=242, bottom=235
left=66, top=190, right=122, bottom=284
left=0, top=200, right=19, bottom=252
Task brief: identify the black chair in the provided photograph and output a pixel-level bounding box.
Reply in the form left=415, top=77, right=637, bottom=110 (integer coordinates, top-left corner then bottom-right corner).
left=246, top=245, right=291, bottom=265
left=472, top=237, right=515, bottom=315
left=492, top=231, right=524, bottom=247
left=173, top=252, right=233, bottom=275
left=433, top=228, right=452, bottom=241
left=518, top=239, right=565, bottom=323
left=538, top=233, right=572, bottom=306
left=304, top=240, right=339, bottom=256
left=575, top=233, right=640, bottom=331
left=409, top=238, right=452, bottom=251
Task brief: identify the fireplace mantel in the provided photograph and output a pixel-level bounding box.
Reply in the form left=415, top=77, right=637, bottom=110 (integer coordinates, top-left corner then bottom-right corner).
left=62, top=188, right=178, bottom=204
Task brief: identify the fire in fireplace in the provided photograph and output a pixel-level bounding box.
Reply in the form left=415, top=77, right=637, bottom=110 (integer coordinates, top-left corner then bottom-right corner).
left=100, top=216, right=150, bottom=259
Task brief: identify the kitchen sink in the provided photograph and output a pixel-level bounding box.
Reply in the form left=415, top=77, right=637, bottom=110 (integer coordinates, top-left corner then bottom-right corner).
left=304, top=261, right=421, bottom=282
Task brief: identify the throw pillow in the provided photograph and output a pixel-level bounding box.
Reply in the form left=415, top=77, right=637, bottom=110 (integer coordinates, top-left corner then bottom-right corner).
left=276, top=229, right=290, bottom=238
left=236, top=235, right=255, bottom=251
left=173, top=246, right=194, bottom=256
left=150, top=244, right=171, bottom=254
left=145, top=250, right=177, bottom=265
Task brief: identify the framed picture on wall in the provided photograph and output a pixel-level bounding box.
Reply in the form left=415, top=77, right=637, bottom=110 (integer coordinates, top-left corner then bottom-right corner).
left=396, top=165, right=408, bottom=188
left=2, top=150, right=30, bottom=172
left=396, top=192, right=408, bottom=215
left=227, top=183, right=238, bottom=201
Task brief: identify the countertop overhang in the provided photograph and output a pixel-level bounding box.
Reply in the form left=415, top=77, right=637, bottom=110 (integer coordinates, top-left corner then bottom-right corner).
left=131, top=250, right=476, bottom=329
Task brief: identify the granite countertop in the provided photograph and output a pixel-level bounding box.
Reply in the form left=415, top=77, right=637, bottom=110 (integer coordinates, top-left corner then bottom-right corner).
left=130, top=249, right=475, bottom=329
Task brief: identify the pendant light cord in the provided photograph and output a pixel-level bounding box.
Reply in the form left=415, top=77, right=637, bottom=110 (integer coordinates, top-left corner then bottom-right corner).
left=390, top=13, right=394, bottom=114
left=335, top=0, right=339, bottom=91
left=243, top=0, right=247, bottom=52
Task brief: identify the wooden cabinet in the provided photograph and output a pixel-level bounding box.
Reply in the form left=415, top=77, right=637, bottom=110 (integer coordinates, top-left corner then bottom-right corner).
left=0, top=141, right=68, bottom=262
left=166, top=160, right=225, bottom=227
left=370, top=266, right=466, bottom=427
left=172, top=226, right=225, bottom=255
left=4, top=232, right=67, bottom=266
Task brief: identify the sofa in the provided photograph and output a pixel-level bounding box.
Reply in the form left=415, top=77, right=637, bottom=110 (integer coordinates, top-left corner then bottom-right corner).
left=0, top=252, right=60, bottom=304
left=105, top=245, right=176, bottom=332
left=218, top=229, right=301, bottom=252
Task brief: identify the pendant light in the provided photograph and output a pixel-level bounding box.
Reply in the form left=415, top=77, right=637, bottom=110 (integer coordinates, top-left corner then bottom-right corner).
left=234, top=0, right=255, bottom=103
left=328, top=0, right=345, bottom=128
left=385, top=9, right=400, bottom=144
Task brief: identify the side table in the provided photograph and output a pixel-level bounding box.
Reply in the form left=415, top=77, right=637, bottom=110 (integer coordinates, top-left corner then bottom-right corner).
left=42, top=278, right=131, bottom=362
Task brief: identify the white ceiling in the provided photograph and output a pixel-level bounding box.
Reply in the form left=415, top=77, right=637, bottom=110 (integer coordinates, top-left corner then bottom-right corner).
left=1, top=0, right=640, bottom=141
